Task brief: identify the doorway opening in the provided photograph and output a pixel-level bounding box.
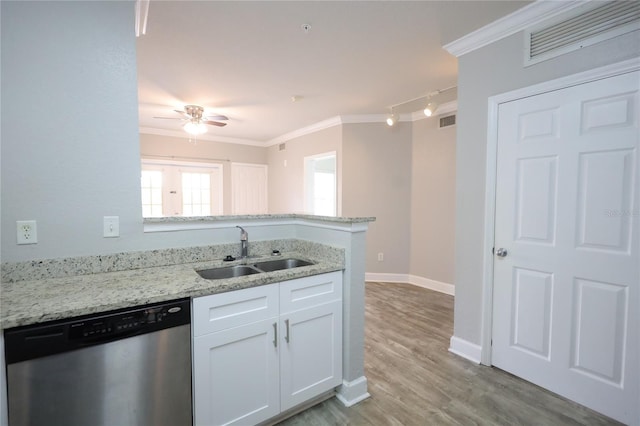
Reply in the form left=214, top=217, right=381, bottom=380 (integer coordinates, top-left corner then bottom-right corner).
left=304, top=152, right=337, bottom=216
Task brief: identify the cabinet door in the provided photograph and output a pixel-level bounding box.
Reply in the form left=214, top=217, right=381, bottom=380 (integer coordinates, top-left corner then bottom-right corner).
left=280, top=300, right=343, bottom=411
left=193, top=319, right=279, bottom=426
left=280, top=271, right=342, bottom=314
left=193, top=284, right=278, bottom=337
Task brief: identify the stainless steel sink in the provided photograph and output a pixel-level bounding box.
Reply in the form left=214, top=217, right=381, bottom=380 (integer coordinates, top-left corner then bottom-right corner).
left=196, top=258, right=315, bottom=280
left=252, top=258, right=314, bottom=272
left=196, top=265, right=261, bottom=280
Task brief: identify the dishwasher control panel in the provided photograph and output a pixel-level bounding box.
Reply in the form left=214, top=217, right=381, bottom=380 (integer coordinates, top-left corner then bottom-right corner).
left=69, top=303, right=185, bottom=340
left=4, top=298, right=191, bottom=364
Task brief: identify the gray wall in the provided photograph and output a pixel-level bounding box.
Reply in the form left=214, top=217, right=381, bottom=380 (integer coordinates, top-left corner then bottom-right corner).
left=0, top=1, right=299, bottom=262
left=411, top=118, right=456, bottom=284
left=454, top=30, right=640, bottom=345
left=1, top=1, right=142, bottom=262
left=342, top=123, right=412, bottom=275
left=140, top=133, right=267, bottom=215
left=267, top=126, right=342, bottom=214
left=269, top=119, right=456, bottom=283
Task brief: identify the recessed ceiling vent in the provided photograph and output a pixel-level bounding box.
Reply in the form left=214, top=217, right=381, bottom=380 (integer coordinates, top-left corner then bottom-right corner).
left=439, top=114, right=456, bottom=129
left=525, top=1, right=640, bottom=66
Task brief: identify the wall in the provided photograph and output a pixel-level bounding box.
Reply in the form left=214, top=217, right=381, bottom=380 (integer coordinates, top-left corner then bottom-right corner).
left=0, top=2, right=289, bottom=262
left=454, top=29, right=640, bottom=345
left=267, top=125, right=342, bottom=214
left=410, top=117, right=456, bottom=285
left=0, top=1, right=456, bottom=288
left=342, top=122, right=412, bottom=274
left=140, top=133, right=267, bottom=215
left=1, top=1, right=142, bottom=262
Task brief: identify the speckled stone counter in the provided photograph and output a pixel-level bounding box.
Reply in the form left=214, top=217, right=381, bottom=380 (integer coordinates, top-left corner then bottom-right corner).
left=0, top=240, right=344, bottom=329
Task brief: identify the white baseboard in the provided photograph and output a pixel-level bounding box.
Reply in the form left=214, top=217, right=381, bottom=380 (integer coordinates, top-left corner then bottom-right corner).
left=365, top=273, right=455, bottom=296
left=449, top=336, right=482, bottom=364
left=336, top=376, right=370, bottom=407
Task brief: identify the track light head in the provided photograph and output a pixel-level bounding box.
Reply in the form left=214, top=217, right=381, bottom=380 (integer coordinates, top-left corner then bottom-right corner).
left=424, top=102, right=438, bottom=117
left=386, top=111, right=399, bottom=126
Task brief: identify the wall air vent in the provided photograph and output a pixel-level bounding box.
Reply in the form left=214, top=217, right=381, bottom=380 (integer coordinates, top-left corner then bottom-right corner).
left=525, top=1, right=640, bottom=66
left=439, top=114, right=456, bottom=129
left=279, top=143, right=286, bottom=151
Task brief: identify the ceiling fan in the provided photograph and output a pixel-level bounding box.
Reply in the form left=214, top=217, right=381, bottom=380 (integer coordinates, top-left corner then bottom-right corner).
left=154, top=105, right=228, bottom=135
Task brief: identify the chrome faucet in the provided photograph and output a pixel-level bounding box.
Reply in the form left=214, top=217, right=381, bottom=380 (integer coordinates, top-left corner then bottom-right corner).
left=236, top=226, right=249, bottom=259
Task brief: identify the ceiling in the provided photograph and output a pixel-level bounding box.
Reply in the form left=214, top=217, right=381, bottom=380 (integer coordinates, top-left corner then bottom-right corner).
left=136, top=1, right=530, bottom=146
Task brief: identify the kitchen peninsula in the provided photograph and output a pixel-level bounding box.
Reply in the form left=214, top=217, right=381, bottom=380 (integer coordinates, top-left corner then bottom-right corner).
left=1, top=215, right=374, bottom=424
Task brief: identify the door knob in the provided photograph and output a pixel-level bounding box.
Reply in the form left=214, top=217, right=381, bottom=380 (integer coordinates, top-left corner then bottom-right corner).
left=496, top=248, right=508, bottom=257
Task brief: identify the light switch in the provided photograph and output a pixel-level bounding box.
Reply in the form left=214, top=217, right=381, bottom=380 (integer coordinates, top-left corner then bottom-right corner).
left=103, top=216, right=119, bottom=238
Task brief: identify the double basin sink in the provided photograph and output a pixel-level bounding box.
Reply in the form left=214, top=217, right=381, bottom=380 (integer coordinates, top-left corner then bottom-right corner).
left=197, top=258, right=314, bottom=280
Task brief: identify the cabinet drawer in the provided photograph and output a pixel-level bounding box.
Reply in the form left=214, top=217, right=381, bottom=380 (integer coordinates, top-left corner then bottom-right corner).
left=280, top=271, right=342, bottom=314
left=193, top=284, right=278, bottom=336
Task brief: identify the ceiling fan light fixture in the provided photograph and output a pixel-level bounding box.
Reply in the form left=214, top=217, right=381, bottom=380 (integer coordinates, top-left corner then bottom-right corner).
left=184, top=121, right=208, bottom=135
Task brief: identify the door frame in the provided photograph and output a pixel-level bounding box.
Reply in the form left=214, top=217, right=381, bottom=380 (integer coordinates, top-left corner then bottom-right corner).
left=479, top=57, right=640, bottom=366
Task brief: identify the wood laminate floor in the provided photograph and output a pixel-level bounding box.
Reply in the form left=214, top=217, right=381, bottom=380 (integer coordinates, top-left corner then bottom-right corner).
left=279, top=281, right=620, bottom=426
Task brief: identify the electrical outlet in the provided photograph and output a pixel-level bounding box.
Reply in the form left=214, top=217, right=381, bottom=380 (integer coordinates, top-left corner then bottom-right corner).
left=378, top=252, right=384, bottom=262
left=17, top=220, right=38, bottom=245
left=103, top=216, right=120, bottom=238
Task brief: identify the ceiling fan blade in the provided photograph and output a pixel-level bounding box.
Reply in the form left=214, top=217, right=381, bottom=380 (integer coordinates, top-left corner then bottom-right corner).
left=203, top=120, right=227, bottom=127
left=173, top=109, right=192, bottom=118
left=205, top=114, right=228, bottom=121
left=153, top=116, right=184, bottom=120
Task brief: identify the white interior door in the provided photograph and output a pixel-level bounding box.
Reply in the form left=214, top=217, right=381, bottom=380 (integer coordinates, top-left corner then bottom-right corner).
left=231, top=163, right=268, bottom=215
left=492, top=71, right=639, bottom=424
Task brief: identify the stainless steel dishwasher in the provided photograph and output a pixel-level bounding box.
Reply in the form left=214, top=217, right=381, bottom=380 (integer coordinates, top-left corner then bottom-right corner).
left=4, top=298, right=192, bottom=426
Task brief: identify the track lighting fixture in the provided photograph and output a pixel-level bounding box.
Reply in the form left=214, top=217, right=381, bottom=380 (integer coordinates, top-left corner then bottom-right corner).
left=423, top=101, right=438, bottom=117
left=386, top=109, right=398, bottom=126
left=386, top=85, right=456, bottom=126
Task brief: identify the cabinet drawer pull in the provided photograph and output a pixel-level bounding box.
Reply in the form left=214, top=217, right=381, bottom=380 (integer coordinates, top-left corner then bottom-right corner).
left=273, top=322, right=277, bottom=348
left=285, top=319, right=290, bottom=343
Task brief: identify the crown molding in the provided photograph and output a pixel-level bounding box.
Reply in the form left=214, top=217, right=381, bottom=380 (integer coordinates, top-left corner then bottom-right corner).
left=443, top=0, right=586, bottom=58
left=266, top=116, right=343, bottom=146
left=139, top=127, right=266, bottom=147
left=143, top=101, right=459, bottom=148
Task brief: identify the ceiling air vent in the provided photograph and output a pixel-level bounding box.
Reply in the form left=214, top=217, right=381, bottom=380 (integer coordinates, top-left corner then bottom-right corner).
left=525, top=1, right=640, bottom=66
left=439, top=114, right=456, bottom=129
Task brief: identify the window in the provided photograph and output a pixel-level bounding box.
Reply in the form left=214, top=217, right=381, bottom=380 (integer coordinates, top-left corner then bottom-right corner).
left=304, top=153, right=337, bottom=216
left=140, top=160, right=223, bottom=217
left=182, top=172, right=211, bottom=216
left=141, top=170, right=163, bottom=217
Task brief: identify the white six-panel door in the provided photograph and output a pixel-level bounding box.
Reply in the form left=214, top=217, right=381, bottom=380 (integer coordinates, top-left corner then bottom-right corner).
left=492, top=71, right=639, bottom=424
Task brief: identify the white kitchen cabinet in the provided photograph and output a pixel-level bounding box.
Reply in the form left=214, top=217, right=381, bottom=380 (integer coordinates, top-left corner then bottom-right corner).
left=193, top=318, right=280, bottom=426
left=192, top=271, right=343, bottom=426
left=280, top=299, right=342, bottom=410
left=193, top=284, right=280, bottom=426
left=279, top=272, right=343, bottom=411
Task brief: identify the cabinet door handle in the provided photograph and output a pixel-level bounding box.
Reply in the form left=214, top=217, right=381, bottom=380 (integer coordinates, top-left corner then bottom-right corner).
left=285, top=319, right=290, bottom=343
left=273, top=322, right=278, bottom=348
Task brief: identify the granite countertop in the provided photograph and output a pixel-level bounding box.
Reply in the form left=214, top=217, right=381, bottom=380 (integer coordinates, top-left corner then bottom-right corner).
left=143, top=213, right=375, bottom=224
left=0, top=251, right=342, bottom=330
